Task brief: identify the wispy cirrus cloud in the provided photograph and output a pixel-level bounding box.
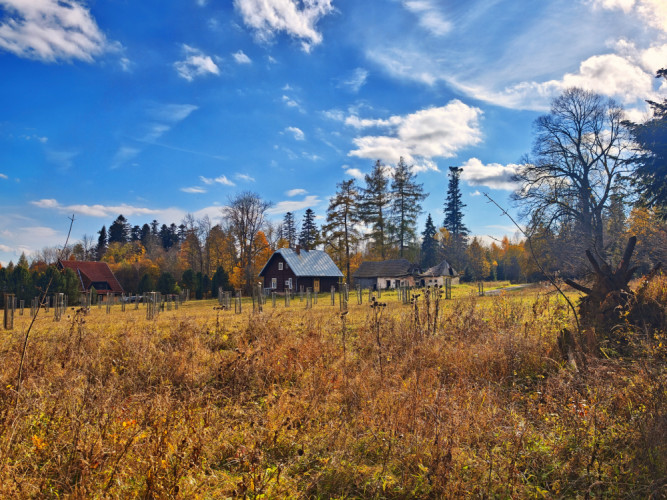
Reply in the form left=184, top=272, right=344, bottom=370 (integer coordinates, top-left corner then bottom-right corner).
left=235, top=173, right=255, bottom=182
left=285, top=126, right=305, bottom=140
left=199, top=175, right=235, bottom=186
left=339, top=68, right=369, bottom=93
left=0, top=173, right=8, bottom=179
left=267, top=195, right=321, bottom=215
left=111, top=146, right=140, bottom=169
left=286, top=188, right=307, bottom=197
left=348, top=101, right=483, bottom=172
left=31, top=198, right=162, bottom=217
left=234, top=0, right=334, bottom=52
left=181, top=186, right=207, bottom=194
left=401, top=0, right=452, bottom=36
left=0, top=0, right=118, bottom=62
left=174, top=45, right=220, bottom=81
left=233, top=50, right=251, bottom=64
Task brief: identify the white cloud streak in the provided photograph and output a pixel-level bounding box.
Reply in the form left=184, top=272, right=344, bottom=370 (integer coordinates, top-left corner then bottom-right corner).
left=348, top=101, right=483, bottom=171
left=199, top=175, right=235, bottom=186
left=401, top=0, right=452, bottom=36
left=285, top=126, right=305, bottom=140
left=267, top=195, right=321, bottom=215
left=0, top=0, right=115, bottom=62
left=181, top=186, right=207, bottom=193
left=286, top=188, right=307, bottom=197
left=340, top=68, right=369, bottom=92
left=233, top=49, right=251, bottom=64
left=459, top=158, right=520, bottom=191
left=233, top=0, right=334, bottom=52
left=235, top=173, right=255, bottom=182
left=174, top=45, right=220, bottom=81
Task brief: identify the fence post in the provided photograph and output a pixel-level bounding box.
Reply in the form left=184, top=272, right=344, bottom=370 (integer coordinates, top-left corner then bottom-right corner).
left=3, top=294, right=15, bottom=330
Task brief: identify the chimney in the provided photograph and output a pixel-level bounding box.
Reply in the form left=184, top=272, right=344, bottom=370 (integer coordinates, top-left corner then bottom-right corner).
left=295, top=244, right=301, bottom=256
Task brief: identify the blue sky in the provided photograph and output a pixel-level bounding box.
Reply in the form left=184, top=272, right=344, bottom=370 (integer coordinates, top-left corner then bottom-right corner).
left=1, top=0, right=666, bottom=265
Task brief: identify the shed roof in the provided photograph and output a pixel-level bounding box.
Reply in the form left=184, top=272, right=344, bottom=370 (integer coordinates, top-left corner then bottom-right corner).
left=58, top=260, right=124, bottom=294
left=259, top=248, right=343, bottom=278
left=352, top=259, right=418, bottom=278
left=420, top=260, right=458, bottom=278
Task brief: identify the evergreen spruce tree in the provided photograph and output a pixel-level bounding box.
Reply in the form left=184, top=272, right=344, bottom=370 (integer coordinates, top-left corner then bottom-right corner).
left=96, top=225, right=108, bottom=260
left=359, top=160, right=393, bottom=259
left=420, top=214, right=438, bottom=269
left=108, top=215, right=130, bottom=244
left=283, top=212, right=297, bottom=248
left=298, top=208, right=319, bottom=250
left=390, top=157, right=427, bottom=257
left=443, top=166, right=469, bottom=265
left=322, top=179, right=360, bottom=283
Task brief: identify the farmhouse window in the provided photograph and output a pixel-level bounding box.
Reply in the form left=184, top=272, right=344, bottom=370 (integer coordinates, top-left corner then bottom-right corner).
left=286, top=278, right=292, bottom=289
left=278, top=262, right=283, bottom=270
left=271, top=278, right=277, bottom=289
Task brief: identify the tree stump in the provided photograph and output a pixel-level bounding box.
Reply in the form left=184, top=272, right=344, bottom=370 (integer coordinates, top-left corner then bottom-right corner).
left=564, top=236, right=663, bottom=353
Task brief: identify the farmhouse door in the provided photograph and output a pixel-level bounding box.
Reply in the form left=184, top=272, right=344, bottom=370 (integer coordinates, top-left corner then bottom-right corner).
left=314, top=279, right=320, bottom=293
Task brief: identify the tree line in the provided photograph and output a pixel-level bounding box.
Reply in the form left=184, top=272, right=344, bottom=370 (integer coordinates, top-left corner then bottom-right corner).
left=3, top=74, right=667, bottom=298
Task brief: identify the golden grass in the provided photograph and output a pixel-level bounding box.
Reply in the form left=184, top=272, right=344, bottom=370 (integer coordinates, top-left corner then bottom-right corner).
left=0, top=283, right=665, bottom=498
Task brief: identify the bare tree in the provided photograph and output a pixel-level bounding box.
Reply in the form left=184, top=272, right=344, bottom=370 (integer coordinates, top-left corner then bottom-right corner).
left=222, top=191, right=271, bottom=292
left=513, top=88, right=632, bottom=261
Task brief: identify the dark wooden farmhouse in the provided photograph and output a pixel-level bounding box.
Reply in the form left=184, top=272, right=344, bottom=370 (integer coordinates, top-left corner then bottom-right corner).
left=259, top=246, right=343, bottom=293
left=352, top=259, right=421, bottom=290
left=58, top=260, right=124, bottom=297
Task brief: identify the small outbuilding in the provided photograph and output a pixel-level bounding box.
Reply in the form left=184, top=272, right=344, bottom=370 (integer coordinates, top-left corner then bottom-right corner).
left=58, top=260, right=124, bottom=297
left=419, top=260, right=460, bottom=286
left=352, top=259, right=421, bottom=290
left=259, top=246, right=343, bottom=293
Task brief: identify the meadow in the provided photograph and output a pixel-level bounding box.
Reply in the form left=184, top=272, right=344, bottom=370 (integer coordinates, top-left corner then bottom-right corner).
left=0, top=281, right=665, bottom=498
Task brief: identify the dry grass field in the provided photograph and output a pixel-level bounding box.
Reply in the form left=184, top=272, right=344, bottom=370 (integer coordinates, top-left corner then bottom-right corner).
left=0, top=281, right=665, bottom=498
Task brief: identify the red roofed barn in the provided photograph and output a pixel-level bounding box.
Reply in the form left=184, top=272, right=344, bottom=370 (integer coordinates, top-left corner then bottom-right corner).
left=58, top=260, right=124, bottom=297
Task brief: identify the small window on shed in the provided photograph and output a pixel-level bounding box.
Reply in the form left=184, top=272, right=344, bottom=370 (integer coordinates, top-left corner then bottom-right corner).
left=278, top=262, right=283, bottom=271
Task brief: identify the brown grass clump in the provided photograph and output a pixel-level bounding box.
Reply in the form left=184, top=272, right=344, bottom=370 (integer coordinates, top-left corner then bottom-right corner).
left=0, top=287, right=665, bottom=498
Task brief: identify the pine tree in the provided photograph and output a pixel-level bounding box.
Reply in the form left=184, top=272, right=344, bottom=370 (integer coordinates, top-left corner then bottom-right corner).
left=322, top=179, right=360, bottom=283
left=359, top=160, right=393, bottom=259
left=298, top=208, right=319, bottom=250
left=96, top=225, right=108, bottom=260
left=108, top=215, right=130, bottom=243
left=443, top=166, right=469, bottom=265
left=283, top=212, right=297, bottom=248
left=420, top=214, right=438, bottom=269
left=17, top=252, right=29, bottom=269
left=390, top=157, right=427, bottom=257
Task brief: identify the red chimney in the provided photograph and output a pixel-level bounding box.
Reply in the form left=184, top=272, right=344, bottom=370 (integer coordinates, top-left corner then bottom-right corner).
left=295, top=244, right=301, bottom=255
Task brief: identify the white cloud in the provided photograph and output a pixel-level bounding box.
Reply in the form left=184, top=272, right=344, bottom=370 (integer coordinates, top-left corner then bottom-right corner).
left=340, top=68, right=369, bottom=93
left=181, top=186, right=207, bottom=193
left=138, top=103, right=198, bottom=142
left=286, top=188, right=307, bottom=197
left=282, top=95, right=300, bottom=108
left=348, top=101, right=483, bottom=171
left=0, top=0, right=115, bottom=62
left=31, top=199, right=162, bottom=218
left=233, top=50, right=251, bottom=64
left=470, top=190, right=482, bottom=196
left=111, top=146, right=140, bottom=169
left=174, top=45, right=220, bottom=81
left=235, top=173, right=255, bottom=182
left=119, top=56, right=132, bottom=72
left=470, top=52, right=656, bottom=110
left=267, top=195, right=321, bottom=214
left=233, top=0, right=334, bottom=52
left=0, top=173, right=7, bottom=179
left=46, top=150, right=78, bottom=170
left=401, top=0, right=452, bottom=36
left=459, top=158, right=520, bottom=191
left=345, top=167, right=364, bottom=180
left=593, top=0, right=667, bottom=33
left=199, top=175, right=235, bottom=186
left=285, top=126, right=305, bottom=140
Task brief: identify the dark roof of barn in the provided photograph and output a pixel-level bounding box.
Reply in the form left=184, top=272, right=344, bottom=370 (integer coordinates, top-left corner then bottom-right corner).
left=259, top=248, right=343, bottom=278
left=58, top=260, right=124, bottom=294
left=420, top=260, right=458, bottom=277
left=352, top=259, right=418, bottom=278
